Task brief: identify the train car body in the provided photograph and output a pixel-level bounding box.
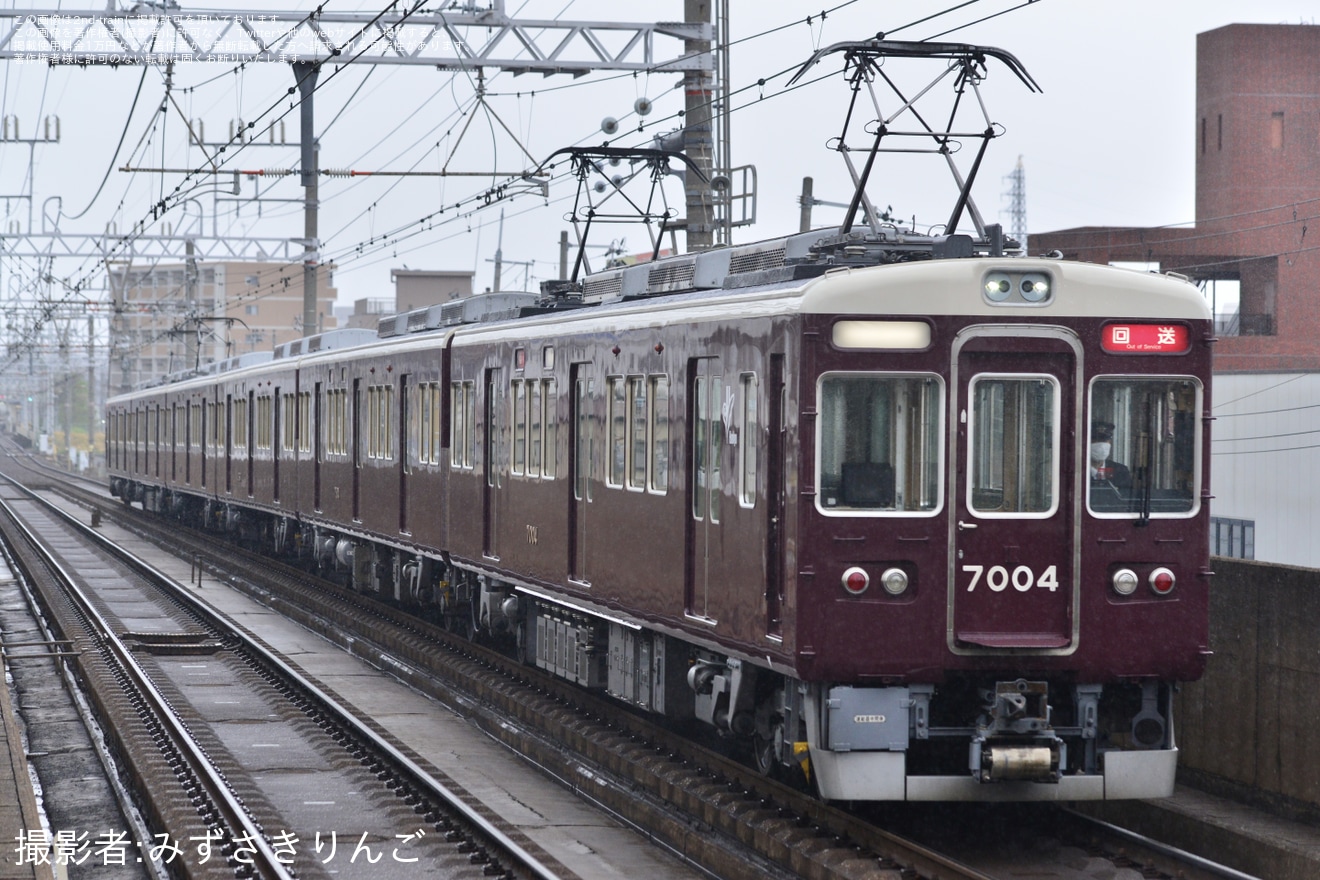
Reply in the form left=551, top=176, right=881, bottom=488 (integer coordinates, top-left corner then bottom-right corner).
left=108, top=228, right=1212, bottom=802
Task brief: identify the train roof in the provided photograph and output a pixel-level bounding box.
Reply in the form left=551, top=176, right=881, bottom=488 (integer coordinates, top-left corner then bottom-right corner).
left=109, top=229, right=1208, bottom=405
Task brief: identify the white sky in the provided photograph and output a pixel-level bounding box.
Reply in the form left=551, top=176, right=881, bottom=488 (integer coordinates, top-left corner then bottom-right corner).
left=0, top=0, right=1316, bottom=314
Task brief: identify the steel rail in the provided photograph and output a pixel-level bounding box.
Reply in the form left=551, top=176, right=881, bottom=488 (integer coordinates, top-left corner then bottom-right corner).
left=1062, top=809, right=1262, bottom=880
left=5, top=474, right=564, bottom=880
left=0, top=488, right=296, bottom=880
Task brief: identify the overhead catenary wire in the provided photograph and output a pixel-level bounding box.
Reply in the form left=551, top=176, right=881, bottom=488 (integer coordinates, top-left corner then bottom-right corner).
left=7, top=0, right=1029, bottom=366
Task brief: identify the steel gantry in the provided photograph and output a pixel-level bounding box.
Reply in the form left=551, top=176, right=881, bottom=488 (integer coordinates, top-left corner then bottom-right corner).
left=1, top=1, right=720, bottom=346
left=0, top=3, right=711, bottom=73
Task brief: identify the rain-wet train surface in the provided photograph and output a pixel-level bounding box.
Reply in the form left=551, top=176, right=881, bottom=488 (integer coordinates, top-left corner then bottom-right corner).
left=107, top=224, right=1213, bottom=802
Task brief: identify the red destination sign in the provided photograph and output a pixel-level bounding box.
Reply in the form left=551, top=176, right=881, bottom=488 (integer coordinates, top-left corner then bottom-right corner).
left=1101, top=323, right=1190, bottom=354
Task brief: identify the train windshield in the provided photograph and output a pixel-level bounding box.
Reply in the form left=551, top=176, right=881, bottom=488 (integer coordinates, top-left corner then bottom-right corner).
left=1088, top=377, right=1202, bottom=517
left=817, top=373, right=943, bottom=514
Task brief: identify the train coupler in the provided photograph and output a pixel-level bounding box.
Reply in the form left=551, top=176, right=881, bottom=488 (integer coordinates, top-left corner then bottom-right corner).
left=971, top=678, right=1063, bottom=782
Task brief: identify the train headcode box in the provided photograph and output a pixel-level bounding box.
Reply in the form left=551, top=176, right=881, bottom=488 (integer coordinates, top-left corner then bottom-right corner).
left=1101, top=323, right=1190, bottom=354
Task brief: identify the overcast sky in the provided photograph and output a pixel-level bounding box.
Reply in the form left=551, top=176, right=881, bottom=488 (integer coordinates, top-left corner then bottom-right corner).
left=0, top=0, right=1316, bottom=312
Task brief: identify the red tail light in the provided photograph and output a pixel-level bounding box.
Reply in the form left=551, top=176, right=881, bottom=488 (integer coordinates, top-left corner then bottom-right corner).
left=1149, top=567, right=1176, bottom=595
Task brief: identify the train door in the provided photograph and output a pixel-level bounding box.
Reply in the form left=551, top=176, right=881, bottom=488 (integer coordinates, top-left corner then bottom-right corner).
left=352, top=379, right=362, bottom=521
left=686, top=357, right=723, bottom=621
left=225, top=395, right=233, bottom=494
left=272, top=386, right=281, bottom=503
left=568, top=364, right=593, bottom=584
left=482, top=368, right=504, bottom=560
left=765, top=353, right=786, bottom=637
left=399, top=374, right=409, bottom=533
left=314, top=382, right=322, bottom=510
left=950, top=327, right=1080, bottom=653
left=246, top=391, right=255, bottom=496
left=171, top=403, right=178, bottom=482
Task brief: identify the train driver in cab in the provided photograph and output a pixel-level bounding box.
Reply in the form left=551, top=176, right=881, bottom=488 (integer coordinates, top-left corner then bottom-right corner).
left=1089, top=421, right=1132, bottom=493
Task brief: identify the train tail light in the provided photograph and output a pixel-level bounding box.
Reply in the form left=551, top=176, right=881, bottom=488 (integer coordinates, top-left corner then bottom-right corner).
left=1149, top=567, right=1176, bottom=596
left=1111, top=568, right=1139, bottom=596
left=842, top=567, right=870, bottom=595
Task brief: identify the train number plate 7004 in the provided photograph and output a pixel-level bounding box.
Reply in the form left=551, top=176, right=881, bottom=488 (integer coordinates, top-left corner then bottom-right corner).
left=962, top=564, right=1059, bottom=593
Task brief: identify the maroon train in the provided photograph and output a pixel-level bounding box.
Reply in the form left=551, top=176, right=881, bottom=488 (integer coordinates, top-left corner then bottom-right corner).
left=108, top=227, right=1213, bottom=801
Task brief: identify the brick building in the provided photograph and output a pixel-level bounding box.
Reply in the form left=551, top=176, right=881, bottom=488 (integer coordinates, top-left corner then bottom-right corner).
left=1035, top=24, right=1320, bottom=566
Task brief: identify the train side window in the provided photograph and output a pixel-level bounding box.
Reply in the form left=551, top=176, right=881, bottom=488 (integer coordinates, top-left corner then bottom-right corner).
left=1088, top=376, right=1201, bottom=517
left=451, top=380, right=477, bottom=469
left=607, top=377, right=626, bottom=488
left=817, top=373, right=943, bottom=515
left=429, top=383, right=442, bottom=465
left=299, top=392, right=311, bottom=454
left=529, top=380, right=543, bottom=477
left=543, top=380, right=557, bottom=479
left=627, top=377, right=647, bottom=491
left=512, top=379, right=527, bottom=475
left=417, top=383, right=430, bottom=465
left=574, top=377, right=595, bottom=501
left=649, top=376, right=669, bottom=494
left=233, top=398, right=248, bottom=453
left=282, top=393, right=296, bottom=453
left=739, top=373, right=758, bottom=507
left=381, top=386, right=394, bottom=460
left=968, top=375, right=1058, bottom=517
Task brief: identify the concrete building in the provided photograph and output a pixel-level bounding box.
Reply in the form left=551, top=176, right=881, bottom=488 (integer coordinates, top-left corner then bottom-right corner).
left=109, top=260, right=337, bottom=391
left=1035, top=24, right=1320, bottom=566
left=343, top=269, right=476, bottom=330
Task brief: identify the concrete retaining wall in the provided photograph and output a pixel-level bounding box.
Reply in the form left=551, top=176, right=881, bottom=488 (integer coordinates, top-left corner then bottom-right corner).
left=1175, top=558, right=1320, bottom=809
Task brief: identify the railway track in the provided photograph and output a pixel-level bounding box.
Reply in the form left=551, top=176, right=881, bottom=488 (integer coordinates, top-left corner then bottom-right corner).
left=0, top=473, right=563, bottom=880
left=3, top=453, right=1261, bottom=880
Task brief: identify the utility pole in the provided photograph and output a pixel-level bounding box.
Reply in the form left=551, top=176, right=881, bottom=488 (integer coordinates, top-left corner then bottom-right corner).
left=184, top=238, right=198, bottom=369
left=684, top=0, right=714, bottom=252
left=295, top=61, right=320, bottom=338
left=87, top=312, right=95, bottom=468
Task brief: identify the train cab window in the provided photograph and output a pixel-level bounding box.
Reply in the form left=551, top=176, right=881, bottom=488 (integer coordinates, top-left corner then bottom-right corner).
left=968, top=375, right=1059, bottom=516
left=512, top=380, right=527, bottom=475
left=818, top=373, right=943, bottom=514
left=1088, top=377, right=1201, bottom=517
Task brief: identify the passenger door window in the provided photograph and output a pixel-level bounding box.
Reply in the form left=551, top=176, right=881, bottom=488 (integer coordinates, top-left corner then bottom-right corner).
left=967, top=375, right=1059, bottom=517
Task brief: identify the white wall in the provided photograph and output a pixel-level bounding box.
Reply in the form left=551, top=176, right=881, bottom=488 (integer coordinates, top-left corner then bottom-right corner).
left=1212, top=373, right=1320, bottom=568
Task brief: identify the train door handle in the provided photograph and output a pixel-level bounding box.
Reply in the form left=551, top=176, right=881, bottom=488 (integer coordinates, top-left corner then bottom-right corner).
left=958, top=520, right=978, bottom=530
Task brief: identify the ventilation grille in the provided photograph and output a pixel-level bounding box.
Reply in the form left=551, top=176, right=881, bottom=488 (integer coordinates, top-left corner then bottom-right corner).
left=729, top=247, right=786, bottom=274
left=583, top=275, right=623, bottom=299
left=647, top=261, right=697, bottom=292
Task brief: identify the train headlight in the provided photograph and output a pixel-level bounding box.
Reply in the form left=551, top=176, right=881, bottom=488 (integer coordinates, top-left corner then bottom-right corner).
left=1020, top=273, right=1051, bottom=302
left=842, top=567, right=870, bottom=595
left=984, top=271, right=1013, bottom=302
left=1149, top=567, right=1176, bottom=595
left=880, top=567, right=909, bottom=596
left=1112, top=568, right=1139, bottom=596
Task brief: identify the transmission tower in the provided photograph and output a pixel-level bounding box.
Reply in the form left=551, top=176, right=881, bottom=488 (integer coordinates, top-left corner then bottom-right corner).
left=1003, top=154, right=1027, bottom=253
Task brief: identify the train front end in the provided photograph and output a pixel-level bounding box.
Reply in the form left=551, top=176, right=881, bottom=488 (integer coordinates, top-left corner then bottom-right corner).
left=793, top=257, right=1212, bottom=801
